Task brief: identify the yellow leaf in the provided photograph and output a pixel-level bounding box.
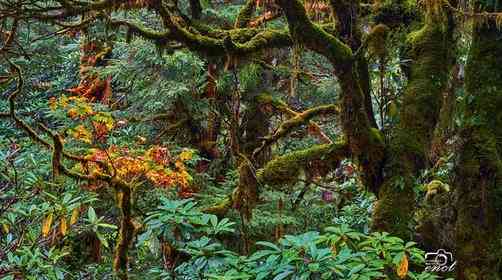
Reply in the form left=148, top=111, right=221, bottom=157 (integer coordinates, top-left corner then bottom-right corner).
left=93, top=112, right=115, bottom=130
left=70, top=208, right=79, bottom=225
left=178, top=150, right=193, bottom=161
left=42, top=213, right=53, bottom=237
left=72, top=125, right=93, bottom=143
left=67, top=108, right=78, bottom=119
left=49, top=97, right=58, bottom=111
left=396, top=253, right=409, bottom=279
left=136, top=136, right=147, bottom=144
left=2, top=223, right=9, bottom=234
left=60, top=216, right=68, bottom=236
left=60, top=95, right=69, bottom=108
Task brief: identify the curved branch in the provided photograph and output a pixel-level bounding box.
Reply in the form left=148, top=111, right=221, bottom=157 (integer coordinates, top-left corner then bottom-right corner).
left=275, top=0, right=352, bottom=70
left=252, top=104, right=338, bottom=158
left=0, top=18, right=18, bottom=54
left=4, top=59, right=108, bottom=164
left=107, top=15, right=292, bottom=56
left=275, top=0, right=386, bottom=193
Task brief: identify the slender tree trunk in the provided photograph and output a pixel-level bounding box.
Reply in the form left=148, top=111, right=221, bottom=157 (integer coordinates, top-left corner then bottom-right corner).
left=454, top=7, right=502, bottom=278
left=113, top=184, right=135, bottom=280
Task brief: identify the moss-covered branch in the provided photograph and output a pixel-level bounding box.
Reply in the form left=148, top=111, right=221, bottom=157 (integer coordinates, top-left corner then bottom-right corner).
left=275, top=0, right=385, bottom=193
left=252, top=104, right=338, bottom=158
left=113, top=183, right=135, bottom=280
left=257, top=142, right=350, bottom=188
left=107, top=14, right=291, bottom=57
left=5, top=59, right=96, bottom=164
left=275, top=0, right=352, bottom=67
left=255, top=93, right=333, bottom=144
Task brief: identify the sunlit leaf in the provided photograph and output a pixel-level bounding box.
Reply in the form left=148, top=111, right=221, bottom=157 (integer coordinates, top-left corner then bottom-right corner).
left=42, top=213, right=54, bottom=237
left=396, top=253, right=409, bottom=279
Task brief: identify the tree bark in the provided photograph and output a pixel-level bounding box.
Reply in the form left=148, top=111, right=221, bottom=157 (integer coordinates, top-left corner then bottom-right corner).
left=372, top=9, right=455, bottom=239
left=454, top=6, right=502, bottom=278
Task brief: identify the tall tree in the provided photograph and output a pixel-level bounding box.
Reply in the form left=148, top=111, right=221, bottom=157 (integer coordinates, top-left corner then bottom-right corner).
left=454, top=0, right=502, bottom=277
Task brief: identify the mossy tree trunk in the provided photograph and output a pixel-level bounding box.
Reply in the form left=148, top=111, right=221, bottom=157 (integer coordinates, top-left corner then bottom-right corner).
left=454, top=4, right=502, bottom=277
left=274, top=0, right=458, bottom=240
left=372, top=9, right=455, bottom=239
left=330, top=0, right=377, bottom=128
left=276, top=0, right=386, bottom=195
left=240, top=95, right=271, bottom=167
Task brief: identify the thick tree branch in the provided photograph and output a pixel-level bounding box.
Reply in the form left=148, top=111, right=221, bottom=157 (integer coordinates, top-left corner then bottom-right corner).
left=257, top=142, right=350, bottom=187
left=252, top=104, right=338, bottom=158
left=275, top=0, right=352, bottom=70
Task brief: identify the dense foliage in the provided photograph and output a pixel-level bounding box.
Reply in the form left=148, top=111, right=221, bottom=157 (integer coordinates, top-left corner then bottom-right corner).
left=1, top=0, right=502, bottom=279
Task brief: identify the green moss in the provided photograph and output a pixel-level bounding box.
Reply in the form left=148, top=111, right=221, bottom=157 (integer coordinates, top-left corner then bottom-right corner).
left=373, top=0, right=419, bottom=28
left=276, top=0, right=352, bottom=65
left=113, top=184, right=135, bottom=280
left=369, top=127, right=384, bottom=145
left=268, top=104, right=338, bottom=138
left=241, top=93, right=271, bottom=165
left=257, top=142, right=349, bottom=188
left=204, top=195, right=233, bottom=217
left=372, top=176, right=415, bottom=239
left=454, top=15, right=502, bottom=278
left=255, top=93, right=287, bottom=109
left=372, top=10, right=454, bottom=238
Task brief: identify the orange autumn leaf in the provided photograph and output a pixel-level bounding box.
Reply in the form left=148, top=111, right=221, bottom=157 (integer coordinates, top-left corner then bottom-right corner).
left=146, top=169, right=175, bottom=187
left=70, top=208, right=79, bottom=225
left=396, top=253, right=409, bottom=279
left=42, top=213, right=53, bottom=237
left=178, top=150, right=193, bottom=162
left=92, top=121, right=109, bottom=142
left=92, top=112, right=114, bottom=130
left=86, top=149, right=108, bottom=162
left=67, top=108, right=78, bottom=119
left=178, top=190, right=195, bottom=198
left=72, top=125, right=93, bottom=143
left=147, top=146, right=171, bottom=165
left=49, top=97, right=58, bottom=111
left=60, top=216, right=68, bottom=236
left=66, top=84, right=87, bottom=95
